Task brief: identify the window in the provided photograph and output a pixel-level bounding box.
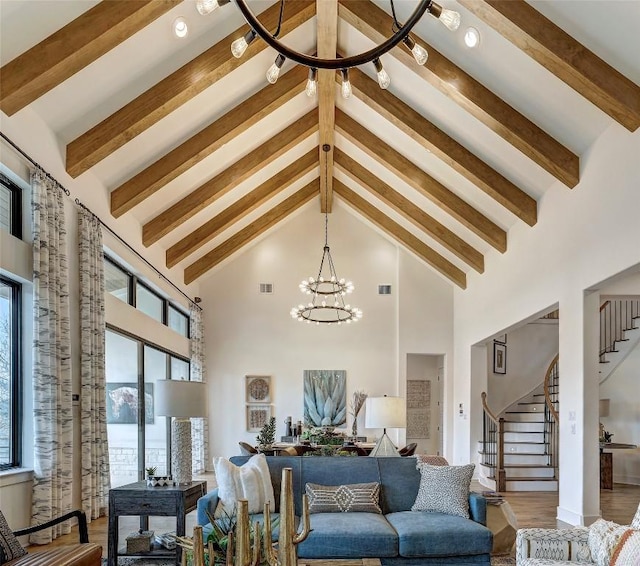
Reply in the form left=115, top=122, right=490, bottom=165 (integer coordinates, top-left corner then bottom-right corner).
left=0, top=276, right=21, bottom=469
left=0, top=173, right=22, bottom=239
left=168, top=305, right=189, bottom=338
left=136, top=283, right=164, bottom=323
left=104, top=254, right=189, bottom=334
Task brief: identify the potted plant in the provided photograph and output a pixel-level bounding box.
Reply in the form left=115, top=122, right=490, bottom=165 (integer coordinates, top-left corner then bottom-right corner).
left=256, top=417, right=276, bottom=452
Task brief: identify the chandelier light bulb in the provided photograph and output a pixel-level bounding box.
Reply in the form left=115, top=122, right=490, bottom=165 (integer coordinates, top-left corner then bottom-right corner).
left=231, top=29, right=256, bottom=58
left=373, top=59, right=390, bottom=89
left=438, top=8, right=461, bottom=31
left=340, top=69, right=352, bottom=99
left=266, top=54, right=286, bottom=84
left=305, top=68, right=318, bottom=97
left=196, top=0, right=229, bottom=15
left=403, top=36, right=428, bottom=66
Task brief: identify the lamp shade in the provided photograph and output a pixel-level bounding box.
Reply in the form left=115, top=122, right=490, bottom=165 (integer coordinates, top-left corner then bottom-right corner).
left=155, top=380, right=207, bottom=418
left=599, top=398, right=610, bottom=418
left=365, top=396, right=406, bottom=429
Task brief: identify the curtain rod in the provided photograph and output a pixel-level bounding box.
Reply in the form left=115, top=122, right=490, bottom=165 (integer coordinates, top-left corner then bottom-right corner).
left=0, top=131, right=202, bottom=311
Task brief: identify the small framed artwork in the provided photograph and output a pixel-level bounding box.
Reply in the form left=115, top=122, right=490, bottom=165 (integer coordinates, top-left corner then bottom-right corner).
left=246, top=404, right=272, bottom=432
left=493, top=342, right=507, bottom=374
left=246, top=375, right=271, bottom=403
left=495, top=333, right=507, bottom=344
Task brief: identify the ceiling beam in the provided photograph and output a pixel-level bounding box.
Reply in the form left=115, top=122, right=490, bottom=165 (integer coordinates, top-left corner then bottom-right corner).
left=334, top=181, right=466, bottom=289
left=458, top=0, right=640, bottom=132
left=346, top=69, right=537, bottom=226
left=167, top=148, right=317, bottom=267
left=338, top=0, right=580, bottom=188
left=184, top=180, right=319, bottom=284
left=143, top=109, right=317, bottom=246
left=317, top=0, right=337, bottom=212
left=0, top=0, right=182, bottom=116
left=65, top=0, right=316, bottom=177
left=334, top=149, right=484, bottom=273
left=110, top=65, right=307, bottom=218
left=335, top=110, right=507, bottom=252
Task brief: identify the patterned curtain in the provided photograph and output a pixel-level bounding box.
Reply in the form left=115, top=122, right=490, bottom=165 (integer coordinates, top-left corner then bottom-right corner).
left=30, top=168, right=72, bottom=544
left=78, top=207, right=110, bottom=520
left=190, top=303, right=209, bottom=473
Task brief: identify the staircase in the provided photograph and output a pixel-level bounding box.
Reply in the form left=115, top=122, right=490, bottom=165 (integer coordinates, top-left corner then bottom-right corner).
left=599, top=299, right=640, bottom=383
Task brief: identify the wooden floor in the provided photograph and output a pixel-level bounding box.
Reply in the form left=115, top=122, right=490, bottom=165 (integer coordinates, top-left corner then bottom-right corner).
left=24, top=472, right=640, bottom=559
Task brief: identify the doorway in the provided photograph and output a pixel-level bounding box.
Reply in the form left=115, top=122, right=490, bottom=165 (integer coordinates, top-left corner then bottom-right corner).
left=406, top=354, right=443, bottom=455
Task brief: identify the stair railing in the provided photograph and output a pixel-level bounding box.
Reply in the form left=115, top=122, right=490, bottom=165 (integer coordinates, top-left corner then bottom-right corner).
left=600, top=299, right=640, bottom=361
left=481, top=392, right=506, bottom=491
left=543, top=355, right=559, bottom=472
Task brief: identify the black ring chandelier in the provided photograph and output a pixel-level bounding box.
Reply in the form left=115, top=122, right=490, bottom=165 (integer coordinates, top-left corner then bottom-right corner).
left=196, top=0, right=461, bottom=96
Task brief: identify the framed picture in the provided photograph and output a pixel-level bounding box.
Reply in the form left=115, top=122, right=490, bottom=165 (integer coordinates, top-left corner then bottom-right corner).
left=493, top=343, right=507, bottom=374
left=246, top=375, right=271, bottom=403
left=106, top=382, right=154, bottom=424
left=246, top=404, right=272, bottom=432
left=303, top=370, right=347, bottom=428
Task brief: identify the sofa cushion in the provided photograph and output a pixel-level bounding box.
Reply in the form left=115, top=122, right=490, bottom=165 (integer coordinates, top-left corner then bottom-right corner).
left=411, top=463, right=475, bottom=519
left=386, top=511, right=492, bottom=558
left=305, top=482, right=381, bottom=514
left=213, top=454, right=275, bottom=517
left=611, top=528, right=640, bottom=566
left=297, top=512, right=398, bottom=558
left=0, top=511, right=27, bottom=564
left=588, top=518, right=628, bottom=566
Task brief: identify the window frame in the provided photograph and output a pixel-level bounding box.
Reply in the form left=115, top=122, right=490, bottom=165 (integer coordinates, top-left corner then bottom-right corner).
left=0, top=275, right=22, bottom=470
left=0, top=173, right=23, bottom=240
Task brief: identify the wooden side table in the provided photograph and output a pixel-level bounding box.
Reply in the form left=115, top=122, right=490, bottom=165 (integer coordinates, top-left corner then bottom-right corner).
left=599, top=443, right=637, bottom=490
left=108, top=480, right=207, bottom=566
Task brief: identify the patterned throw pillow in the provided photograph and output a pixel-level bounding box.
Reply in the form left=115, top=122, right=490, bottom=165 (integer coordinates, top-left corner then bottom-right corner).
left=213, top=453, right=275, bottom=517
left=305, top=482, right=381, bottom=514
left=0, top=510, right=27, bottom=564
left=611, top=529, right=640, bottom=565
left=416, top=454, right=449, bottom=466
left=631, top=504, right=640, bottom=529
left=588, top=518, right=629, bottom=566
left=411, top=463, right=474, bottom=519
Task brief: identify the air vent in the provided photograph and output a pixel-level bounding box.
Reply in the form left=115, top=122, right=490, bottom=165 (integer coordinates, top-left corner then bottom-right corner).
left=259, top=283, right=273, bottom=294
left=378, top=285, right=392, bottom=295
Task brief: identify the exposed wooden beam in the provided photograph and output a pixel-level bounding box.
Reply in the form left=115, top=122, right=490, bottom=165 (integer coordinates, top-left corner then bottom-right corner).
left=458, top=0, right=640, bottom=132
left=335, top=110, right=507, bottom=252
left=0, top=0, right=182, bottom=116
left=111, top=66, right=307, bottom=218
left=334, top=149, right=484, bottom=273
left=346, top=69, right=537, bottom=226
left=334, top=181, right=466, bottom=288
left=143, top=110, right=317, bottom=246
left=338, top=0, right=580, bottom=188
left=167, top=149, right=317, bottom=267
left=184, top=180, right=319, bottom=284
left=317, top=0, right=338, bottom=212
left=65, top=1, right=316, bottom=177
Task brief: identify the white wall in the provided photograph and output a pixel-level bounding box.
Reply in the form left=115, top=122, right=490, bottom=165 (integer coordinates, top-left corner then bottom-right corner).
left=600, top=341, right=640, bottom=485
left=202, top=202, right=454, bottom=459
left=487, top=322, right=559, bottom=414
left=453, top=123, right=640, bottom=525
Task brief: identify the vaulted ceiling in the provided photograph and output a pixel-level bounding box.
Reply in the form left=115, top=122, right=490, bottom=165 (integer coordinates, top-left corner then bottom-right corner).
left=1, top=0, right=638, bottom=290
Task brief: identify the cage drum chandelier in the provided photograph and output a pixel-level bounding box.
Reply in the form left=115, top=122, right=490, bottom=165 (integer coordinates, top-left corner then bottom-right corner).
left=290, top=145, right=362, bottom=325
left=196, top=0, right=461, bottom=96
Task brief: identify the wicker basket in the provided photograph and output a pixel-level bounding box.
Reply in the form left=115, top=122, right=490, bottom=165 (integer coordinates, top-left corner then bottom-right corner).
left=126, top=529, right=154, bottom=553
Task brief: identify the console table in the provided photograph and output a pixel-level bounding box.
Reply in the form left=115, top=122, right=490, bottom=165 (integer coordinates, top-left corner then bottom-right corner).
left=600, top=442, right=637, bottom=490
left=107, top=480, right=207, bottom=566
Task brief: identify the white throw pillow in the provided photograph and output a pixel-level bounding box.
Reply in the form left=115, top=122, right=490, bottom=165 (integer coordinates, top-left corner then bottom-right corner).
left=213, top=454, right=275, bottom=517
left=631, top=503, right=640, bottom=529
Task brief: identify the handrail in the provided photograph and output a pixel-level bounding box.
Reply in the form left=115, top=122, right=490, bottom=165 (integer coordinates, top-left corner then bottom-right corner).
left=481, top=391, right=498, bottom=424
left=600, top=299, right=640, bottom=361
left=543, top=354, right=560, bottom=423
left=599, top=300, right=611, bottom=312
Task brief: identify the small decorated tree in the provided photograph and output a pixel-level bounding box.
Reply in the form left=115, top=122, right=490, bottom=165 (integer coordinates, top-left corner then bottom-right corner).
left=256, top=417, right=276, bottom=450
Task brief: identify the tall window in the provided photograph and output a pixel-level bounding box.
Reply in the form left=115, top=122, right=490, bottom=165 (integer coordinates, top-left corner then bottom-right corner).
left=0, top=277, right=21, bottom=469
left=0, top=173, right=22, bottom=239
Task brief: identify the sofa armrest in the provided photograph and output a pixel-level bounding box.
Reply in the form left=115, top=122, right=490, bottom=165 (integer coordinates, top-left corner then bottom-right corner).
left=468, top=492, right=487, bottom=525
left=197, top=488, right=219, bottom=526
left=13, top=509, right=89, bottom=543
left=516, top=527, right=591, bottom=562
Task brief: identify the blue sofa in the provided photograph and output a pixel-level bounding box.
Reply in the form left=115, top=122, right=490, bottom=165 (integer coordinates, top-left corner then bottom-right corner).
left=197, top=456, right=492, bottom=566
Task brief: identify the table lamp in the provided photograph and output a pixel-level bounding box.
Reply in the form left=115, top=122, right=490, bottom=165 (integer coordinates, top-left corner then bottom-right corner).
left=365, top=395, right=406, bottom=457
left=156, top=379, right=207, bottom=484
